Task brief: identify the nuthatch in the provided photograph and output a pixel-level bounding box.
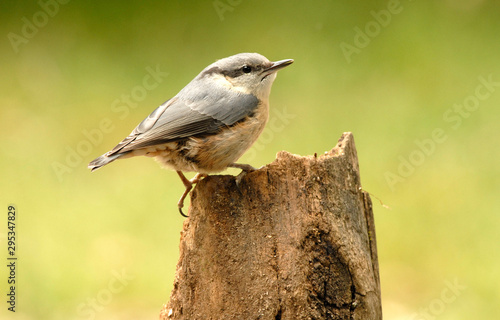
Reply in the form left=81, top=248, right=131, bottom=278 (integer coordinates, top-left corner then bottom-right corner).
left=88, top=53, right=293, bottom=216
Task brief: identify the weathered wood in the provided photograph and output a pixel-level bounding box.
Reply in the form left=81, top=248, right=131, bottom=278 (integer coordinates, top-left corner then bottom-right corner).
left=160, top=132, right=382, bottom=320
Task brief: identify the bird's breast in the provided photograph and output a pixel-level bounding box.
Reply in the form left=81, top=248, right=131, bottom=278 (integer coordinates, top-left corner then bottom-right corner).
left=151, top=101, right=270, bottom=173
left=187, top=101, right=269, bottom=173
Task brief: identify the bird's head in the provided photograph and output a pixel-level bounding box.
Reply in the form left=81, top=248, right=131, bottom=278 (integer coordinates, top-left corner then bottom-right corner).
left=199, top=53, right=293, bottom=100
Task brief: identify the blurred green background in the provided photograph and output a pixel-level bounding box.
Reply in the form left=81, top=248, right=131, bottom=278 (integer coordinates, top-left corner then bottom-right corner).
left=1, top=0, right=499, bottom=319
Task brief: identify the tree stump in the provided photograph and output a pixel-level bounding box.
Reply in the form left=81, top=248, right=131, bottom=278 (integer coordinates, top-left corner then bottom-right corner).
left=160, top=132, right=382, bottom=320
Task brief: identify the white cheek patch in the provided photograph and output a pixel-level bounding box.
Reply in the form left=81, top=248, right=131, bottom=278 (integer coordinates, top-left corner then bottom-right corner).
left=210, top=73, right=252, bottom=95
left=211, top=73, right=232, bottom=89
left=230, top=82, right=252, bottom=94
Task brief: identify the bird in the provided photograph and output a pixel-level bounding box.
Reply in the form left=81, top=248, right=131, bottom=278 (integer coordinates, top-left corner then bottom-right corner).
left=88, top=53, right=293, bottom=217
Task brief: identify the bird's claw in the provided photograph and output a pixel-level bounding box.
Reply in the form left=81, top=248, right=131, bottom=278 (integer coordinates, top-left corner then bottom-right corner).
left=230, top=163, right=260, bottom=188
left=176, top=172, right=206, bottom=218
left=178, top=206, right=188, bottom=218
left=235, top=170, right=248, bottom=188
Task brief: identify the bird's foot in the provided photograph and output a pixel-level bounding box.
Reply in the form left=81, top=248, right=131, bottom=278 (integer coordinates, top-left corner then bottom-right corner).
left=228, top=163, right=257, bottom=172
left=229, top=163, right=258, bottom=188
left=176, top=172, right=206, bottom=217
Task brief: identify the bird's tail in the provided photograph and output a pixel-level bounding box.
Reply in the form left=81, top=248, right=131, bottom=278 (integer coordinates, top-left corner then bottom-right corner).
left=88, top=152, right=124, bottom=172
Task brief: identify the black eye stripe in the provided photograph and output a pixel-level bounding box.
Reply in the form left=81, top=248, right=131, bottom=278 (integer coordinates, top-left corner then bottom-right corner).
left=215, top=64, right=262, bottom=78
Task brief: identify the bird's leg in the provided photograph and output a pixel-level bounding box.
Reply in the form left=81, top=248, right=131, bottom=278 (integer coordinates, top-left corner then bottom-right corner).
left=228, top=163, right=257, bottom=187
left=176, top=171, right=206, bottom=217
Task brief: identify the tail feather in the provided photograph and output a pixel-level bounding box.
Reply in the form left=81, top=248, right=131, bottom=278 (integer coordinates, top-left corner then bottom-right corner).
left=88, top=153, right=124, bottom=172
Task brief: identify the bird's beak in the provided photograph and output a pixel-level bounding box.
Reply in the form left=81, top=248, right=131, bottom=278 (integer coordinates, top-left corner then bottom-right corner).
left=263, top=59, right=294, bottom=74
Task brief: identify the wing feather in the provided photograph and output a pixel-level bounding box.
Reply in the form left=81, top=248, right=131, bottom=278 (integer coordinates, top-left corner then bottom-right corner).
left=107, top=80, right=259, bottom=155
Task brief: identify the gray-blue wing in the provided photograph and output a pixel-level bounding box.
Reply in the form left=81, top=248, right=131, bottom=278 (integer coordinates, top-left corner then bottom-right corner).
left=178, top=78, right=260, bottom=125
left=107, top=82, right=259, bottom=155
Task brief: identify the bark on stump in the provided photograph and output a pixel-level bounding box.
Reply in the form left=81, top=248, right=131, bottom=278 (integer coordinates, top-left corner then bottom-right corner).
left=160, top=132, right=382, bottom=320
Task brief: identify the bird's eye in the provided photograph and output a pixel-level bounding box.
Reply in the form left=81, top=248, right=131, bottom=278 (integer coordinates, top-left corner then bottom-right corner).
left=242, top=65, right=252, bottom=73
